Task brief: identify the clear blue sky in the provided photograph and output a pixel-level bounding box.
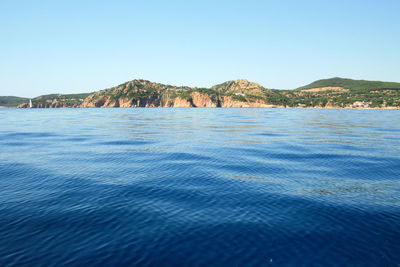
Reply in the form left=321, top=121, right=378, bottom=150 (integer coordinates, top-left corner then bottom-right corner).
left=1, top=0, right=399, bottom=97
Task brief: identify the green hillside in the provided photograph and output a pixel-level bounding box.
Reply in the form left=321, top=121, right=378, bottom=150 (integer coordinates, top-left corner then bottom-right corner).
left=0, top=96, right=29, bottom=107
left=31, top=93, right=91, bottom=107
left=297, top=77, right=400, bottom=92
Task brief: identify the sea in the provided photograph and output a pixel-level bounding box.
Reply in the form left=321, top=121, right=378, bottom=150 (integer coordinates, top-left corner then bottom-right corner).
left=0, top=108, right=399, bottom=266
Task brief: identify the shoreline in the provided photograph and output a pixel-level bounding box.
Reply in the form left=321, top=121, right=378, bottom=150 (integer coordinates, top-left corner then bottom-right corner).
left=12, top=106, right=400, bottom=110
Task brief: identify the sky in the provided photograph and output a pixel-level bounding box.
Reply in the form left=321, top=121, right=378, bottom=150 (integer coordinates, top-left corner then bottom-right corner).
left=0, top=0, right=399, bottom=97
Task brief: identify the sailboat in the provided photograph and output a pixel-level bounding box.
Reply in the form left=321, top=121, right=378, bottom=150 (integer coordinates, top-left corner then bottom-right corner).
left=29, top=99, right=32, bottom=108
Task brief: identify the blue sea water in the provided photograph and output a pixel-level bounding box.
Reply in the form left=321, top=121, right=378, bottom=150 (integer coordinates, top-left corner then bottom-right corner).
left=0, top=108, right=399, bottom=266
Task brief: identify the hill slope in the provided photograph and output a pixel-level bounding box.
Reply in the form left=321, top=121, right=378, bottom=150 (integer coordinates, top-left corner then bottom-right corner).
left=17, top=93, right=91, bottom=108
left=15, top=77, right=400, bottom=109
left=80, top=79, right=275, bottom=108
left=297, top=77, right=400, bottom=92
left=0, top=96, right=29, bottom=107
left=289, top=77, right=400, bottom=108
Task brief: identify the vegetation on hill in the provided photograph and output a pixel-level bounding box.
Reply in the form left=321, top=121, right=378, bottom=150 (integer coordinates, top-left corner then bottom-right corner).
left=12, top=77, right=400, bottom=109
left=297, top=77, right=400, bottom=92
left=32, top=93, right=91, bottom=107
left=14, top=93, right=92, bottom=108
left=0, top=96, right=28, bottom=107
left=289, top=78, right=400, bottom=108
left=81, top=79, right=196, bottom=107
left=212, top=79, right=270, bottom=101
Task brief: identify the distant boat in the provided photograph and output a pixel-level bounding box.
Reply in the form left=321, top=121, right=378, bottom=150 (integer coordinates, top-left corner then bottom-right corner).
left=29, top=99, right=32, bottom=108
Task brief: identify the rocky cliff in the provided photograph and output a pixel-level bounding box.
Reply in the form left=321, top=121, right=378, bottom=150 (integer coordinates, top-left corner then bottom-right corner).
left=16, top=77, right=400, bottom=109
left=79, top=79, right=275, bottom=108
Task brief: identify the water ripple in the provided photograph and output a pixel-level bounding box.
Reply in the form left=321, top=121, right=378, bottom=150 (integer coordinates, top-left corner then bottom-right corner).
left=0, top=108, right=399, bottom=266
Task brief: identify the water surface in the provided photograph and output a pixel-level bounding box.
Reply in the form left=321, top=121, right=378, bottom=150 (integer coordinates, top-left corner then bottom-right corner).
left=0, top=108, right=399, bottom=266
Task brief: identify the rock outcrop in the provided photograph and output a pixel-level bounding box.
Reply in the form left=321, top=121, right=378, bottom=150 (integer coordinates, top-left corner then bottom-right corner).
left=77, top=79, right=276, bottom=108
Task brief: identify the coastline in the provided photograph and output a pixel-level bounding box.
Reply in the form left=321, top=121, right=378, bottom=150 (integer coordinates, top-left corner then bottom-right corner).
left=9, top=78, right=400, bottom=110
left=14, top=106, right=400, bottom=110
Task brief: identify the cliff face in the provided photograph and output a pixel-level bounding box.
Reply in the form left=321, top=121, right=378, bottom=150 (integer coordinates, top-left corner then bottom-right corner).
left=81, top=80, right=187, bottom=108
left=79, top=79, right=274, bottom=108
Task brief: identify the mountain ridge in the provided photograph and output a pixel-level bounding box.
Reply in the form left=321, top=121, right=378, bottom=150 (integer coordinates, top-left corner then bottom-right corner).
left=8, top=77, right=400, bottom=109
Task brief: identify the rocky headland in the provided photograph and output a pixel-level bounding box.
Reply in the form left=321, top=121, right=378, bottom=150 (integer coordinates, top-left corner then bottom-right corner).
left=12, top=77, right=400, bottom=109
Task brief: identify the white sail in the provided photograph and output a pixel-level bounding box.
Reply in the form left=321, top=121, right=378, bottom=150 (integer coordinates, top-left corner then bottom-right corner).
left=29, top=99, right=32, bottom=108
